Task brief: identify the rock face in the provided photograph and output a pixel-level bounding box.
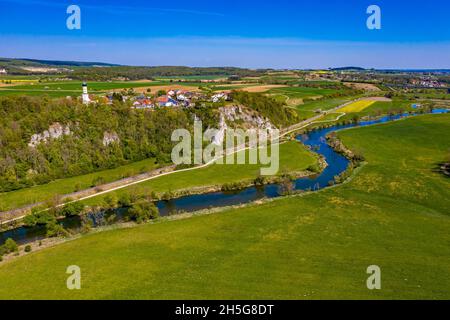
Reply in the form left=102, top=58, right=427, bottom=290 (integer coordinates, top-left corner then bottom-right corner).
left=28, top=123, right=71, bottom=148
left=219, top=106, right=276, bottom=131
left=103, top=131, right=120, bottom=146
left=211, top=106, right=277, bottom=147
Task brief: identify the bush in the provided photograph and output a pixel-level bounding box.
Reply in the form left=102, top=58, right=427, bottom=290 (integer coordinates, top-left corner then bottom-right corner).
left=128, top=200, right=159, bottom=224
left=3, top=238, right=18, bottom=254
left=279, top=177, right=295, bottom=196
left=74, top=183, right=82, bottom=192
left=221, top=181, right=246, bottom=192
left=80, top=215, right=93, bottom=234
left=61, top=202, right=85, bottom=217
left=23, top=210, right=56, bottom=227
left=254, top=176, right=266, bottom=186
left=352, top=152, right=366, bottom=162
left=46, top=222, right=68, bottom=238
left=118, top=193, right=133, bottom=207
left=103, top=194, right=118, bottom=209
left=92, top=176, right=105, bottom=187
left=24, top=245, right=32, bottom=253
left=307, top=164, right=321, bottom=173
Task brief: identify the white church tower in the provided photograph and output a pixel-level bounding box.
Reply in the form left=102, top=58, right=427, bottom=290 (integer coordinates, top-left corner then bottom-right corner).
left=82, top=82, right=91, bottom=104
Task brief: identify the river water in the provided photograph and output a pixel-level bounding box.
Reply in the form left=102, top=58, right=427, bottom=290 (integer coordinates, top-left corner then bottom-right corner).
left=1, top=109, right=448, bottom=245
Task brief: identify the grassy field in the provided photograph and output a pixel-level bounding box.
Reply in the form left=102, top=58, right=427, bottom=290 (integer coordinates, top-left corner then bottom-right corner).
left=0, top=80, right=208, bottom=97
left=268, top=86, right=340, bottom=99
left=155, top=75, right=227, bottom=80
left=0, top=114, right=448, bottom=299
left=0, top=158, right=159, bottom=212
left=81, top=141, right=317, bottom=206
left=1, top=81, right=166, bottom=91
left=300, top=97, right=356, bottom=111
left=0, top=90, right=80, bottom=97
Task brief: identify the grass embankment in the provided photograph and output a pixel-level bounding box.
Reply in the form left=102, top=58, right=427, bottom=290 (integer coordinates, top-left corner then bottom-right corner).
left=0, top=114, right=448, bottom=299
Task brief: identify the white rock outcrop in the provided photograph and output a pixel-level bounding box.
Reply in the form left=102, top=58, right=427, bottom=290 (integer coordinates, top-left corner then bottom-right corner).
left=28, top=123, right=71, bottom=148
left=219, top=106, right=276, bottom=131
left=103, top=131, right=120, bottom=146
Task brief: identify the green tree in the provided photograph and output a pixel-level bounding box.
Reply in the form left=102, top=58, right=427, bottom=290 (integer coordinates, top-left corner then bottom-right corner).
left=128, top=200, right=159, bottom=224
left=61, top=202, right=85, bottom=217
left=3, top=238, right=18, bottom=254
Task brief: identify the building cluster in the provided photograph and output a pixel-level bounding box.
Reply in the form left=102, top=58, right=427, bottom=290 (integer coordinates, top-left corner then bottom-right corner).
left=81, top=83, right=231, bottom=109
left=0, top=68, right=7, bottom=74
left=410, top=77, right=445, bottom=88
left=132, top=89, right=231, bottom=110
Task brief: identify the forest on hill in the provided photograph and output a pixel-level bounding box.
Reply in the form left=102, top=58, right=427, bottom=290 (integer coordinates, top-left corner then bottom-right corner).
left=0, top=58, right=265, bottom=79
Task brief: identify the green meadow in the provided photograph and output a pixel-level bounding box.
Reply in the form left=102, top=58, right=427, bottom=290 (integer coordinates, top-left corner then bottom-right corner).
left=268, top=86, right=340, bottom=99
left=156, top=75, right=227, bottom=80
left=1, top=81, right=165, bottom=91
left=0, top=90, right=79, bottom=97
left=0, top=114, right=448, bottom=299
left=0, top=80, right=209, bottom=97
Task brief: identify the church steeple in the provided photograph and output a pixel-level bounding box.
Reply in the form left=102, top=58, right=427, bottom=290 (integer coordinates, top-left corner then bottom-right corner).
left=82, top=82, right=91, bottom=104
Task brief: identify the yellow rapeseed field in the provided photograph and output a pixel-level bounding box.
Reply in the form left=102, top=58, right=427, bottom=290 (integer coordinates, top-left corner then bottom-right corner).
left=338, top=100, right=375, bottom=113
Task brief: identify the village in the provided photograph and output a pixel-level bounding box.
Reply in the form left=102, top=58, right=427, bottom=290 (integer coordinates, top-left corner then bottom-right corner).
left=81, top=82, right=231, bottom=109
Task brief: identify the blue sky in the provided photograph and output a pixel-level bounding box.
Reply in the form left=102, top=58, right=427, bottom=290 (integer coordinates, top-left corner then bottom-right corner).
left=0, top=0, right=449, bottom=68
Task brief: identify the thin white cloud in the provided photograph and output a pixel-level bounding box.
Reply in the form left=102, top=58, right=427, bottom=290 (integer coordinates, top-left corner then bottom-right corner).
left=0, top=0, right=226, bottom=17
left=1, top=35, right=450, bottom=69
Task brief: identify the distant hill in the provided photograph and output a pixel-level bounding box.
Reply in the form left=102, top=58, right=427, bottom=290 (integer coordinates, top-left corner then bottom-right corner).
left=0, top=57, right=264, bottom=79
left=330, top=67, right=367, bottom=71
left=329, top=67, right=450, bottom=73
left=0, top=57, right=119, bottom=68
